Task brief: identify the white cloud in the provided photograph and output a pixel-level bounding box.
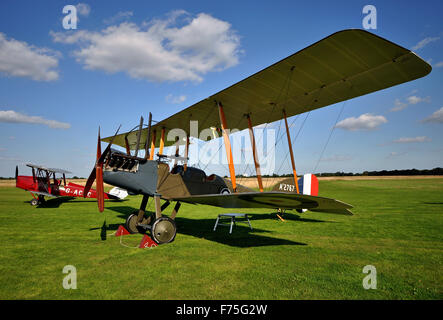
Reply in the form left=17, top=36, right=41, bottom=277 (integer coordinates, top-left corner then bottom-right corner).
left=407, top=95, right=430, bottom=104
left=335, top=113, right=387, bottom=131
left=0, top=110, right=71, bottom=129
left=165, top=94, right=186, bottom=104
left=51, top=11, right=241, bottom=83
left=422, top=107, right=443, bottom=123
left=393, top=136, right=431, bottom=143
left=0, top=33, right=59, bottom=81
left=104, top=11, right=133, bottom=25
left=391, top=98, right=408, bottom=112
left=412, top=36, right=440, bottom=51
left=390, top=94, right=430, bottom=112
left=76, top=3, right=91, bottom=17
left=434, top=61, right=443, bottom=68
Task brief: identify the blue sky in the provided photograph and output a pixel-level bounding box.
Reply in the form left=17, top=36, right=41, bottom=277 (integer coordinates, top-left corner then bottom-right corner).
left=0, top=0, right=442, bottom=178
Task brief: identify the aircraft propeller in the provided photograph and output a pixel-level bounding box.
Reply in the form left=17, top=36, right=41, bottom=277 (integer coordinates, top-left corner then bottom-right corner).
left=84, top=125, right=121, bottom=212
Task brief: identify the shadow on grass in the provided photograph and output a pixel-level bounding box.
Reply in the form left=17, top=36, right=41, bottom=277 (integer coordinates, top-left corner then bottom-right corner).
left=90, top=223, right=123, bottom=232
left=35, top=198, right=126, bottom=208
left=100, top=205, right=307, bottom=247
left=174, top=216, right=307, bottom=247
left=248, top=212, right=329, bottom=223
left=422, top=202, right=443, bottom=205
left=33, top=197, right=76, bottom=208
left=107, top=205, right=137, bottom=217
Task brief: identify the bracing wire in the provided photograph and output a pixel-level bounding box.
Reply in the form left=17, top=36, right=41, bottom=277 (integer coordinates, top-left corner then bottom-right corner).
left=312, top=101, right=346, bottom=174
left=274, top=111, right=310, bottom=176
left=265, top=111, right=310, bottom=190
left=201, top=66, right=295, bottom=187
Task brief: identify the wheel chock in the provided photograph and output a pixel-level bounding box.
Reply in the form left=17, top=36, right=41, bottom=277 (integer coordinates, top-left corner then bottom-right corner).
left=139, top=235, right=158, bottom=248
left=115, top=225, right=130, bottom=237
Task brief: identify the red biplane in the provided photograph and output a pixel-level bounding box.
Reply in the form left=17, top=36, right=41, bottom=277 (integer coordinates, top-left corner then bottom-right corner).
left=15, top=163, right=127, bottom=206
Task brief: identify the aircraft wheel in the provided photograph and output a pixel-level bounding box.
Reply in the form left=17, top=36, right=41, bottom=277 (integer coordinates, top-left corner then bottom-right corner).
left=30, top=199, right=38, bottom=206
left=125, top=214, right=140, bottom=234
left=151, top=217, right=176, bottom=244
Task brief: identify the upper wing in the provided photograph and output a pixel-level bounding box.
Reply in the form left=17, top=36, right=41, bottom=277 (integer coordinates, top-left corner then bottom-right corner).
left=26, top=163, right=71, bottom=174
left=173, top=192, right=353, bottom=215
left=103, top=29, right=431, bottom=149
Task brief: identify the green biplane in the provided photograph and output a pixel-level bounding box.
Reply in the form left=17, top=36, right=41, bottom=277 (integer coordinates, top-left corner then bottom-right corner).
left=84, top=29, right=431, bottom=244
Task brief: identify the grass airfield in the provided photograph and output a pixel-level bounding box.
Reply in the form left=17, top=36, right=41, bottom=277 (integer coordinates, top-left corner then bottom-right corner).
left=0, top=178, right=442, bottom=299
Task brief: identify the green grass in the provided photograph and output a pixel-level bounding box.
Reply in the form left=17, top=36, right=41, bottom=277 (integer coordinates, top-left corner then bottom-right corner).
left=0, top=178, right=442, bottom=299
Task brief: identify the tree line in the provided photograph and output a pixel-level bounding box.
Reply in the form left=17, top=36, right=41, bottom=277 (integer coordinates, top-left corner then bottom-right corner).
left=235, top=167, right=443, bottom=178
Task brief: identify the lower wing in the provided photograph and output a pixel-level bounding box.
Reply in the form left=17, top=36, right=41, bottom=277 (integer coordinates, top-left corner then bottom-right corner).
left=173, top=192, right=353, bottom=215
left=30, top=191, right=57, bottom=198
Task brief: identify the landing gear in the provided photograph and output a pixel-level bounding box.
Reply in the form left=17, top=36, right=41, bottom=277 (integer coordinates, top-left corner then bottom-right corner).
left=125, top=213, right=139, bottom=234
left=125, top=213, right=177, bottom=244
left=38, top=195, right=45, bottom=205
left=125, top=212, right=152, bottom=234
left=151, top=217, right=177, bottom=244
left=276, top=208, right=286, bottom=221
left=125, top=194, right=180, bottom=244
left=30, top=195, right=45, bottom=206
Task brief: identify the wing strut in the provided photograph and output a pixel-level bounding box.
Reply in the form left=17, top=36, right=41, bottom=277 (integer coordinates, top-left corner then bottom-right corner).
left=149, top=129, right=157, bottom=160
left=218, top=102, right=237, bottom=192
left=159, top=127, right=165, bottom=155
left=184, top=134, right=190, bottom=171
left=283, top=109, right=300, bottom=194
left=246, top=114, right=264, bottom=192
left=173, top=136, right=180, bottom=167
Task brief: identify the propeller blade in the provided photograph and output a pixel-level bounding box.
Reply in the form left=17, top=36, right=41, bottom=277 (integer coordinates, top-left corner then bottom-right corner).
left=97, top=127, right=102, bottom=160
left=84, top=127, right=102, bottom=198
left=83, top=166, right=96, bottom=197
left=84, top=125, right=121, bottom=202
left=96, top=163, right=104, bottom=212
left=97, top=125, right=121, bottom=165
left=84, top=125, right=121, bottom=205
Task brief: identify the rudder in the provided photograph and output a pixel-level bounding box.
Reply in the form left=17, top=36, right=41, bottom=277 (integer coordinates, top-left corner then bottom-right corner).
left=297, top=173, right=318, bottom=196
